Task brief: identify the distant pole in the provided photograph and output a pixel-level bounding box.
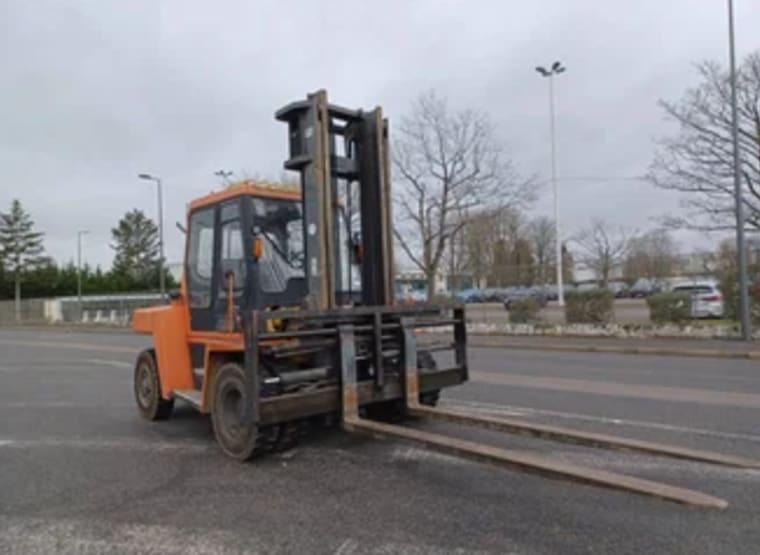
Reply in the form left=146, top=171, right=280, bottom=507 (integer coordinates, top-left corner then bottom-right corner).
left=215, top=169, right=234, bottom=184
left=536, top=61, right=567, bottom=306
left=138, top=173, right=166, bottom=299
left=77, top=229, right=90, bottom=320
left=728, top=0, right=751, bottom=339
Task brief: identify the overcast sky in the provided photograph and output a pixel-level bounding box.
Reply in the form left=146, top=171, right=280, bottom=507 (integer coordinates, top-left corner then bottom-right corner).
left=2, top=0, right=759, bottom=270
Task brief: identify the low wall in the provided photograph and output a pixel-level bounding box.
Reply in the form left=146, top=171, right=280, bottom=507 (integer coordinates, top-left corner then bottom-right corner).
left=0, top=295, right=164, bottom=325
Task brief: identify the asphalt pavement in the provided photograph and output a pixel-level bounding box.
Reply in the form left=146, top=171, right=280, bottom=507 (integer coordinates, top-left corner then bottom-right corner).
left=1, top=329, right=760, bottom=554
left=466, top=334, right=760, bottom=358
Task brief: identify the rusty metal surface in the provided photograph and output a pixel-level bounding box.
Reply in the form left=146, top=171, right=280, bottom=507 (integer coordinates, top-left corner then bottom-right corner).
left=257, top=367, right=464, bottom=425
left=409, top=405, right=760, bottom=470
left=342, top=415, right=728, bottom=509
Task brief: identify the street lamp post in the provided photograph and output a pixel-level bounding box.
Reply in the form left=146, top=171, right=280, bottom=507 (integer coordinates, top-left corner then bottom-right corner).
left=138, top=173, right=166, bottom=299
left=215, top=169, right=234, bottom=184
left=77, top=229, right=90, bottom=320
left=536, top=61, right=567, bottom=306
left=727, top=0, right=751, bottom=340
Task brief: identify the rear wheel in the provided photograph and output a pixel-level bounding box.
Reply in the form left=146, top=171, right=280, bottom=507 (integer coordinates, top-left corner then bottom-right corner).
left=211, top=363, right=263, bottom=461
left=134, top=349, right=174, bottom=420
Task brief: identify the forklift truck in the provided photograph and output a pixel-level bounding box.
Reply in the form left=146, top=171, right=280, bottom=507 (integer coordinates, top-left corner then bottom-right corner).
left=133, top=90, right=758, bottom=509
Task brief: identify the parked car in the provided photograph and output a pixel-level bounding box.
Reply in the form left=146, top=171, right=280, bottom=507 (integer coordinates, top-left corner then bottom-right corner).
left=503, top=288, right=548, bottom=310
left=481, top=288, right=504, bottom=302
left=576, top=281, right=600, bottom=293
left=456, top=288, right=484, bottom=303
left=629, top=278, right=655, bottom=298
left=671, top=281, right=724, bottom=318
left=542, top=284, right=558, bottom=301
left=607, top=280, right=630, bottom=298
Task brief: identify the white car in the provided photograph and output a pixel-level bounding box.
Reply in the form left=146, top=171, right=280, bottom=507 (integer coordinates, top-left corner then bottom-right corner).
left=672, top=282, right=724, bottom=318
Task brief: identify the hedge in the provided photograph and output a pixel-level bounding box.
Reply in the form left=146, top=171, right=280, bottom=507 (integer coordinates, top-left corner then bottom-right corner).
left=565, top=290, right=614, bottom=324
left=508, top=297, right=540, bottom=323
left=647, top=292, right=691, bottom=324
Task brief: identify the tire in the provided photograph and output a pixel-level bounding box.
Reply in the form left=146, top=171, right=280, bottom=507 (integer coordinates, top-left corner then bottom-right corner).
left=211, top=362, right=262, bottom=461
left=134, top=349, right=174, bottom=421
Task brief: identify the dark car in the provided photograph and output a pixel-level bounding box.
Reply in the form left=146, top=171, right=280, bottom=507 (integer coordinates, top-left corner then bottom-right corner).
left=607, top=280, right=630, bottom=298
left=503, top=288, right=548, bottom=310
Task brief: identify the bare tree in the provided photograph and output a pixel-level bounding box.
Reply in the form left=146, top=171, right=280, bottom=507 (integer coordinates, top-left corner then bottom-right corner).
left=461, top=209, right=500, bottom=288
left=392, top=91, right=533, bottom=297
left=529, top=216, right=556, bottom=284
left=441, top=208, right=469, bottom=291
left=648, top=52, right=760, bottom=231
left=487, top=208, right=534, bottom=287
left=573, top=220, right=632, bottom=286
left=623, top=229, right=680, bottom=280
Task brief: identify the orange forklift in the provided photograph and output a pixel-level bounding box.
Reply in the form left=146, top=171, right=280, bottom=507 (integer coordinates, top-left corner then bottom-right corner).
left=132, top=90, right=757, bottom=509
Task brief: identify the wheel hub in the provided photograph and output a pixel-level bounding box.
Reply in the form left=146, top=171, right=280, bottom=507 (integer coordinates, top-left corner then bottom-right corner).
left=137, top=364, right=153, bottom=406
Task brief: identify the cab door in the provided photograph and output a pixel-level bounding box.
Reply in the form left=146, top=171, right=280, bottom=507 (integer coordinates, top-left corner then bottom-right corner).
left=186, top=205, right=217, bottom=331
left=186, top=198, right=248, bottom=332
left=214, top=199, right=247, bottom=330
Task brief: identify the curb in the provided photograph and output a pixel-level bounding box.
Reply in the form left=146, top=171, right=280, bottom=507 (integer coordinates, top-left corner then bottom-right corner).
left=467, top=339, right=760, bottom=360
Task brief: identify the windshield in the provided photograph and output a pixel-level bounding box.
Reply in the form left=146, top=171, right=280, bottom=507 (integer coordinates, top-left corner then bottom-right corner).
left=251, top=197, right=304, bottom=293
left=250, top=196, right=361, bottom=295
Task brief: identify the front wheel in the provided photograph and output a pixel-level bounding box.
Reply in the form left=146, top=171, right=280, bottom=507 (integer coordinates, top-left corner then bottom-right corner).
left=211, top=363, right=262, bottom=461
left=134, top=349, right=174, bottom=420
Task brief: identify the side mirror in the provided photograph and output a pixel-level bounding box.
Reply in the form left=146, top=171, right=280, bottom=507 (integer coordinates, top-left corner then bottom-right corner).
left=252, top=235, right=263, bottom=260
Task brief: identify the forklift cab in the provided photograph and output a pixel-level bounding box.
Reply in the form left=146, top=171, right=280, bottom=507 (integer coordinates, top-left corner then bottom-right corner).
left=184, top=184, right=360, bottom=332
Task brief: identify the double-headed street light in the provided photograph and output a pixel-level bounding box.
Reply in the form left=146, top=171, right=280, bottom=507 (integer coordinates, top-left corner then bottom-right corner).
left=215, top=169, right=234, bottom=184
left=536, top=61, right=567, bottom=306
left=138, top=173, right=166, bottom=299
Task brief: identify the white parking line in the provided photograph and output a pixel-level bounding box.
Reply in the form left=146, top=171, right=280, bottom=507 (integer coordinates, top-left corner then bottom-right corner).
left=0, top=516, right=271, bottom=555
left=445, top=399, right=760, bottom=444
left=0, top=516, right=505, bottom=555
left=0, top=437, right=213, bottom=452
left=0, top=401, right=133, bottom=409
left=85, top=358, right=133, bottom=369
left=0, top=359, right=131, bottom=373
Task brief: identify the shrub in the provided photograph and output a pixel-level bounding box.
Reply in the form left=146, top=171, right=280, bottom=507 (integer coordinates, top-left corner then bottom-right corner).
left=429, top=293, right=453, bottom=305
left=647, top=292, right=691, bottom=324
left=565, top=290, right=613, bottom=324
left=508, top=297, right=540, bottom=323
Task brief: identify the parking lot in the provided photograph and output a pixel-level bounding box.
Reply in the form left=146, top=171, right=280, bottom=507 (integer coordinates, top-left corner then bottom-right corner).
left=2, top=329, right=760, bottom=554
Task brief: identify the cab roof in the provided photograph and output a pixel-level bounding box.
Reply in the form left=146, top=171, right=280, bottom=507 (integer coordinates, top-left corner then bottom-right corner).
left=188, top=180, right=300, bottom=211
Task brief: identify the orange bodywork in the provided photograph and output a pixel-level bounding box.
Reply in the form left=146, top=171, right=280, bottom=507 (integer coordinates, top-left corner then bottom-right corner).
left=132, top=180, right=299, bottom=412
left=132, top=298, right=196, bottom=397
left=133, top=296, right=245, bottom=412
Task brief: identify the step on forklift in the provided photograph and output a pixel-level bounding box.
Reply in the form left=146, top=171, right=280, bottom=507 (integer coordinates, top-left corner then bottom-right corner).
left=132, top=90, right=758, bottom=509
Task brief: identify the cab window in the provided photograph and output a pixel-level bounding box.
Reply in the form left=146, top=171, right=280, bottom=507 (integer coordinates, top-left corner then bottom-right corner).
left=219, top=201, right=246, bottom=296
left=187, top=208, right=215, bottom=308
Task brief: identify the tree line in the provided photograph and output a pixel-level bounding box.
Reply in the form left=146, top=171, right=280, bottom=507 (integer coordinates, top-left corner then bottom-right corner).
left=0, top=199, right=175, bottom=305
left=441, top=207, right=699, bottom=290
